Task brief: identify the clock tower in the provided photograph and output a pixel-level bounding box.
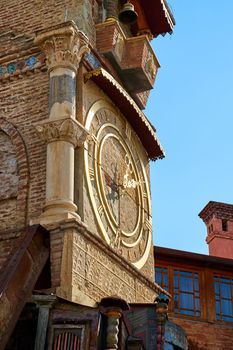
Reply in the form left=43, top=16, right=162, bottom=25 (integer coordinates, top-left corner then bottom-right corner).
left=0, top=0, right=175, bottom=348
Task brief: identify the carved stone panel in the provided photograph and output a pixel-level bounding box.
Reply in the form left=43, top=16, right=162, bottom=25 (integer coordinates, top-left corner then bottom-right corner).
left=52, top=219, right=164, bottom=306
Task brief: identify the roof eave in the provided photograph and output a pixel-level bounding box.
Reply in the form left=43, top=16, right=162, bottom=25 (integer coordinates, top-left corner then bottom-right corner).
left=84, top=68, right=165, bottom=161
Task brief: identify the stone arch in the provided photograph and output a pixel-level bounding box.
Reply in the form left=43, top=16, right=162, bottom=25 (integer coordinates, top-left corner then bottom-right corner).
left=0, top=117, right=29, bottom=232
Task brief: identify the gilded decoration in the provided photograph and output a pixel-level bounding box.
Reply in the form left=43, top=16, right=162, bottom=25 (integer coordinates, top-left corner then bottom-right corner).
left=83, top=100, right=152, bottom=269
left=34, top=22, right=90, bottom=72
left=35, top=118, right=89, bottom=148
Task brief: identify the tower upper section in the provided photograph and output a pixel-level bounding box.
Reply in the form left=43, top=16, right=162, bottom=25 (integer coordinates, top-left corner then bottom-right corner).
left=199, top=201, right=233, bottom=259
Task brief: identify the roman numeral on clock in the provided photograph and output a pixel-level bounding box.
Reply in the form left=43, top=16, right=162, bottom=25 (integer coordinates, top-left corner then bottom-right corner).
left=97, top=110, right=108, bottom=122
left=95, top=113, right=101, bottom=125
left=89, top=168, right=95, bottom=181
left=91, top=134, right=99, bottom=146
left=98, top=204, right=104, bottom=217
left=144, top=218, right=152, bottom=232
left=125, top=123, right=131, bottom=141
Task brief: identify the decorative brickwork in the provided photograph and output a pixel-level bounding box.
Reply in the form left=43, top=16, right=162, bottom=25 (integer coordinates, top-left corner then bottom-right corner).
left=0, top=71, right=47, bottom=226
left=0, top=54, right=46, bottom=82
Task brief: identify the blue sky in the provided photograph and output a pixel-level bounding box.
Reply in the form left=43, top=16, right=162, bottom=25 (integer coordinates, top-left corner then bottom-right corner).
left=147, top=1, right=233, bottom=254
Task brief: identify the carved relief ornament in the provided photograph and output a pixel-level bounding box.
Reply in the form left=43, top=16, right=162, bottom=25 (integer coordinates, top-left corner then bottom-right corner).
left=35, top=118, right=89, bottom=148
left=34, top=22, right=90, bottom=72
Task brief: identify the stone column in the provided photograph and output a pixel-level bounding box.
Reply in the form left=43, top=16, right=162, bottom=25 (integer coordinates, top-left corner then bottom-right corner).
left=34, top=22, right=89, bottom=224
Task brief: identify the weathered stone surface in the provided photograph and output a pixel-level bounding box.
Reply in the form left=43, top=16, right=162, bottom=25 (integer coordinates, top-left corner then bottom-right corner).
left=49, top=219, right=163, bottom=305
left=0, top=131, right=18, bottom=200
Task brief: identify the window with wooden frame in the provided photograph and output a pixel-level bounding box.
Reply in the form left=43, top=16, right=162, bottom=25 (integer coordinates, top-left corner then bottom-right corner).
left=155, top=266, right=201, bottom=317
left=155, top=266, right=168, bottom=291
left=214, top=276, right=233, bottom=322
left=173, top=270, right=200, bottom=317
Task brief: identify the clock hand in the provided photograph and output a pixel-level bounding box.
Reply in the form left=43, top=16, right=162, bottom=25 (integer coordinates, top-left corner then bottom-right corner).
left=104, top=170, right=119, bottom=199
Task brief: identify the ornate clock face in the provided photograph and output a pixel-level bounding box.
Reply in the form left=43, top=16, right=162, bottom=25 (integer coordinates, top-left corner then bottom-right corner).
left=84, top=100, right=152, bottom=268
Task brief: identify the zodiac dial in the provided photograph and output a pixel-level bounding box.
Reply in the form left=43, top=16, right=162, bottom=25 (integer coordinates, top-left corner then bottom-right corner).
left=84, top=101, right=152, bottom=269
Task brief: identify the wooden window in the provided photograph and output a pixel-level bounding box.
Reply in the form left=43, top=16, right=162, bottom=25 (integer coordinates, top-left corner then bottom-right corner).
left=214, top=276, right=233, bottom=322
left=155, top=265, right=201, bottom=317
left=155, top=266, right=168, bottom=291
left=173, top=270, right=200, bottom=317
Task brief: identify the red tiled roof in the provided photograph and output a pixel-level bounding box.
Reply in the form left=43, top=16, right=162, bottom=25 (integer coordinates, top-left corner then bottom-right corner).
left=142, top=0, right=175, bottom=37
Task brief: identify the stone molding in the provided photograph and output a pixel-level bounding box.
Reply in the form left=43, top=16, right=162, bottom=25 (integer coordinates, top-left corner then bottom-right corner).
left=35, top=118, right=89, bottom=148
left=34, top=22, right=90, bottom=73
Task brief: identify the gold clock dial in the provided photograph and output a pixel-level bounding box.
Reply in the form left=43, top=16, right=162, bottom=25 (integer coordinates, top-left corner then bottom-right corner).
left=84, top=100, right=152, bottom=268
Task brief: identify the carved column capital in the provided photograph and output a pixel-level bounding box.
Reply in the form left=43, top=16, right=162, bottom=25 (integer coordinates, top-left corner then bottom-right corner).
left=34, top=22, right=90, bottom=72
left=35, top=118, right=89, bottom=148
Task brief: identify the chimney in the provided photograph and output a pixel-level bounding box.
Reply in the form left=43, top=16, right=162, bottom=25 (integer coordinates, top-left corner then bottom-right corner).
left=199, top=201, right=233, bottom=259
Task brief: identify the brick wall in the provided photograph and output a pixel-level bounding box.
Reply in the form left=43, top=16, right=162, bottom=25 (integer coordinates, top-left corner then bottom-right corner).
left=0, top=0, right=99, bottom=45
left=171, top=317, right=233, bottom=350
left=0, top=0, right=155, bottom=294
left=0, top=0, right=99, bottom=292
left=0, top=0, right=103, bottom=237
left=0, top=71, right=48, bottom=235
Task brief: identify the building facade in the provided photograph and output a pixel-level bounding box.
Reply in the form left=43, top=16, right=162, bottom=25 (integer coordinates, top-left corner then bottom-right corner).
left=0, top=1, right=176, bottom=349
left=154, top=202, right=233, bottom=350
